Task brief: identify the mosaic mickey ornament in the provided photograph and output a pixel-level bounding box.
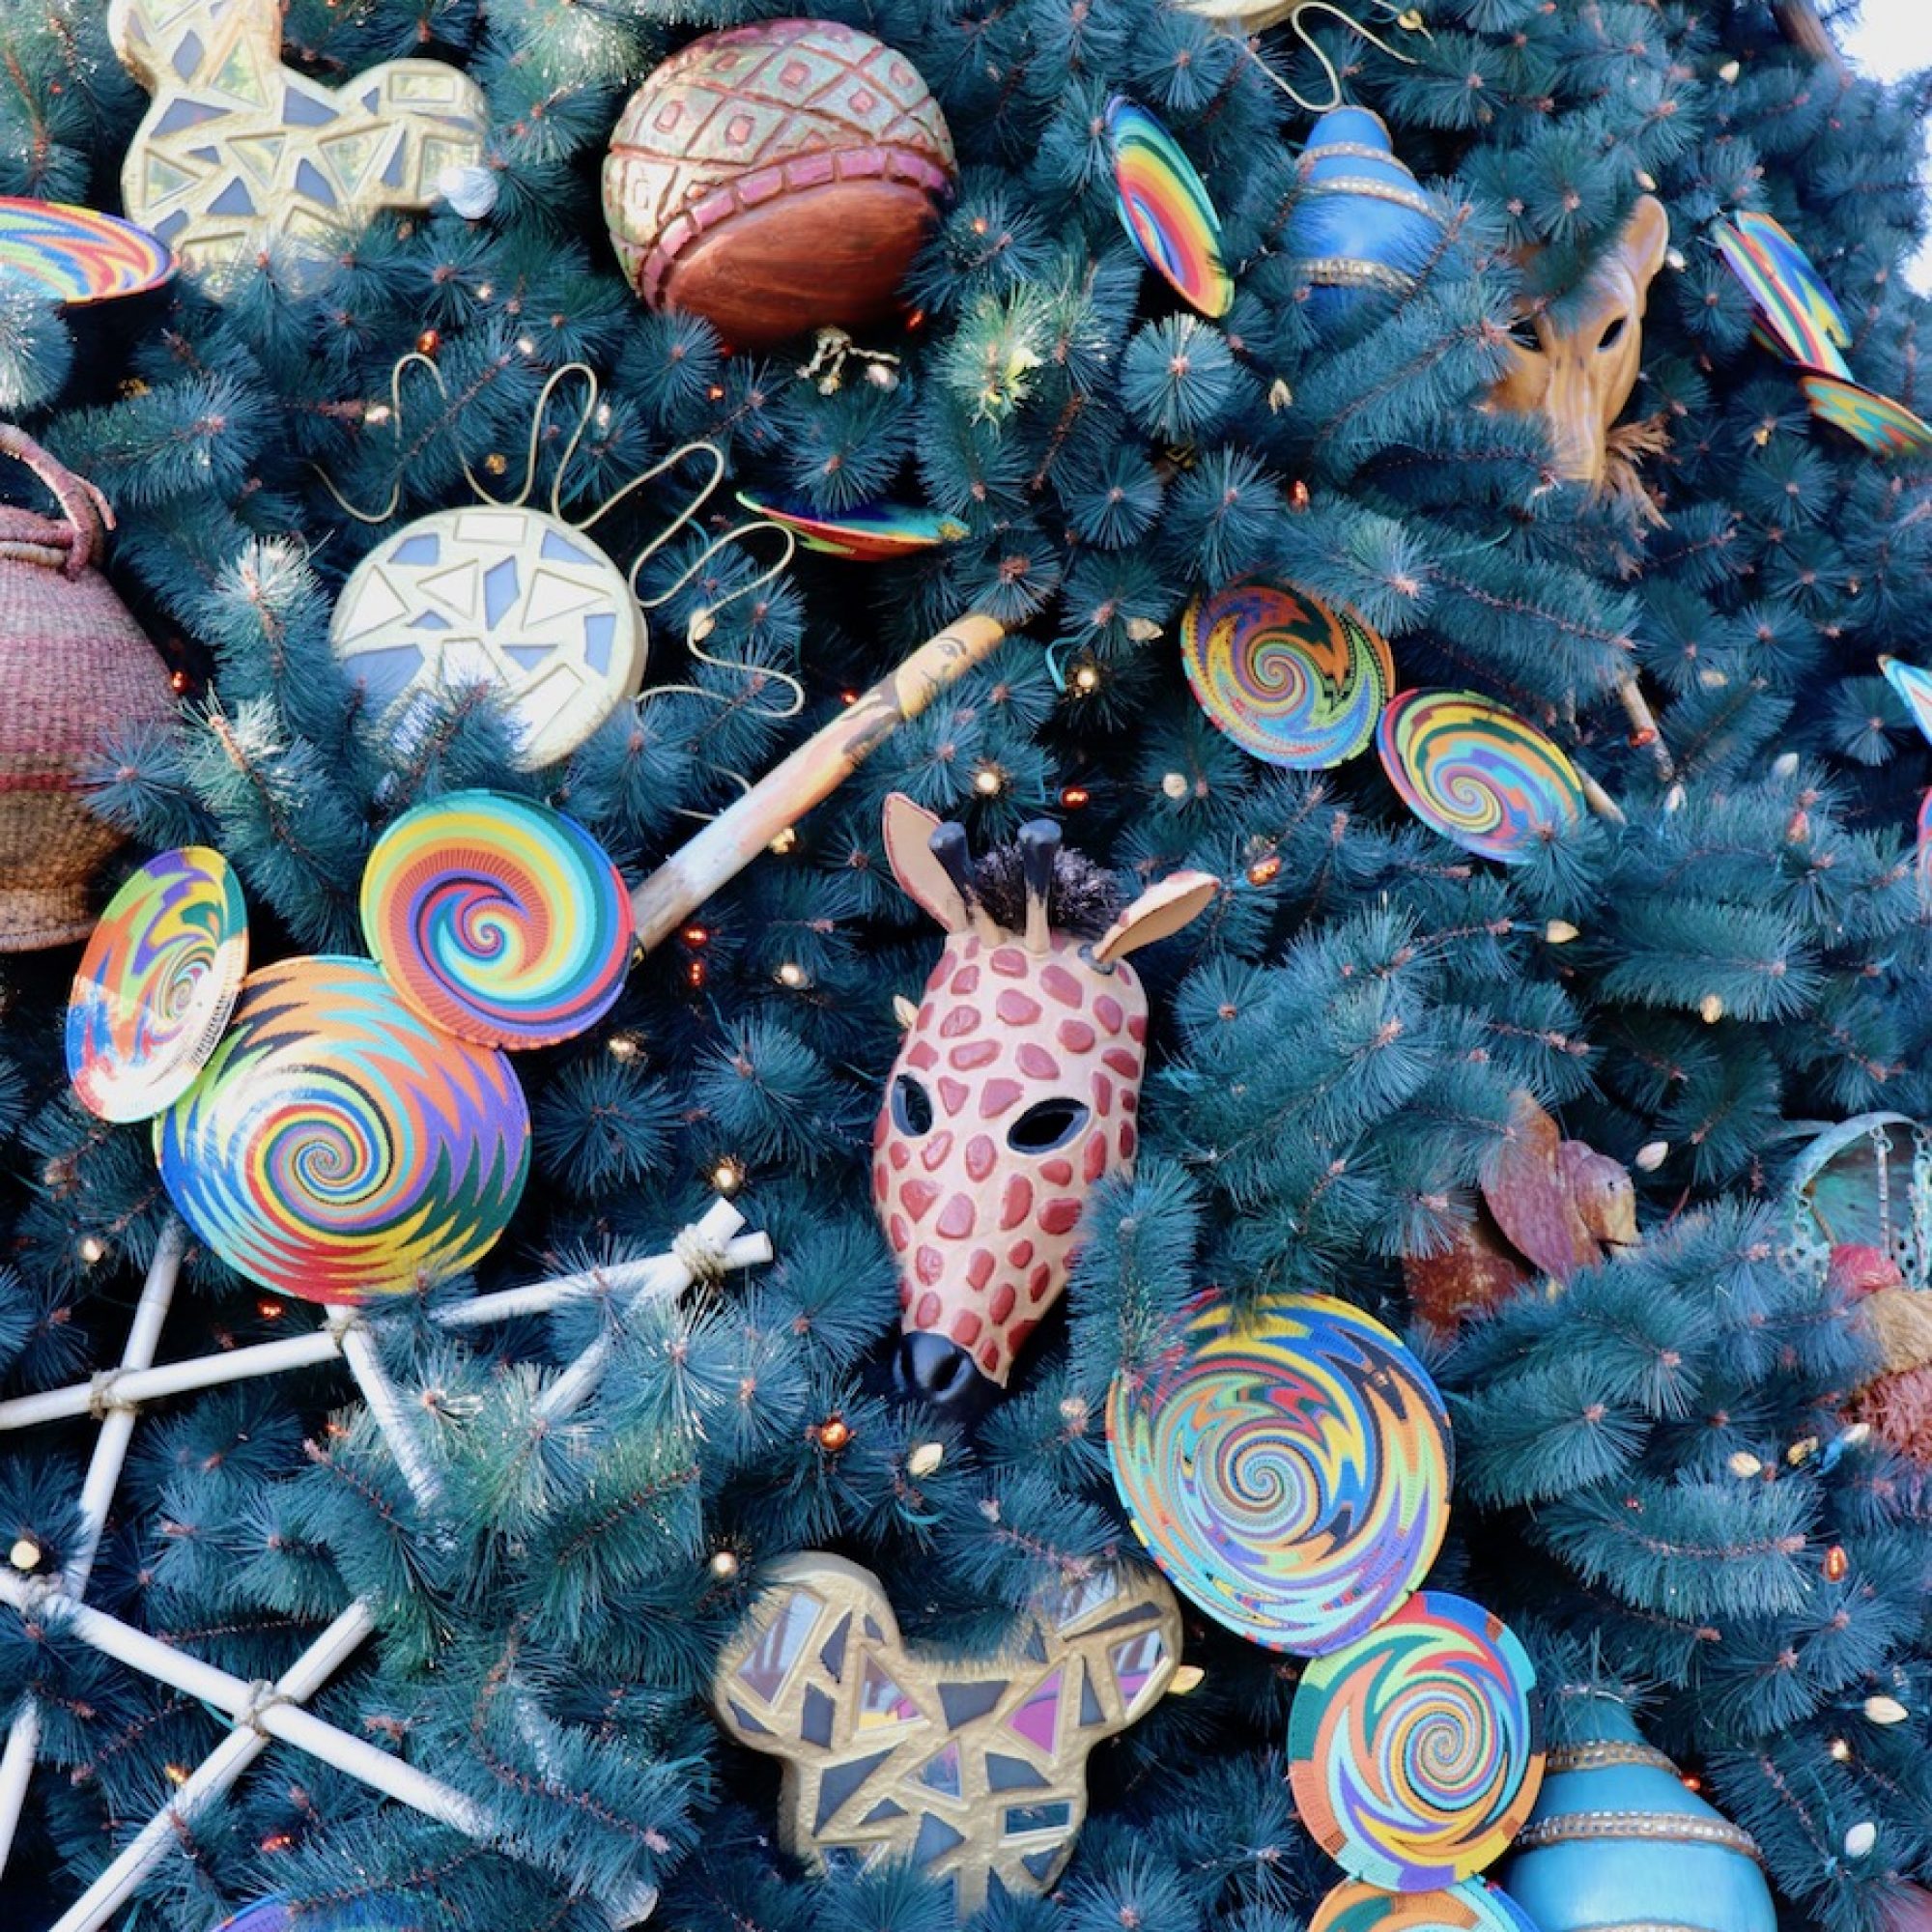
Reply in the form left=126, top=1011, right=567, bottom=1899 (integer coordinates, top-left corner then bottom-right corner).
left=874, top=795, right=1219, bottom=1408
left=604, top=19, right=956, bottom=350
left=714, top=1553, right=1182, bottom=1910
left=109, top=0, right=488, bottom=292
left=69, top=792, right=636, bottom=1305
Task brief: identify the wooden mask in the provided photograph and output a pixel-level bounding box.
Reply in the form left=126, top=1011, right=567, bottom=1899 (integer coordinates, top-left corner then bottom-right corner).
left=1487, top=196, right=1670, bottom=487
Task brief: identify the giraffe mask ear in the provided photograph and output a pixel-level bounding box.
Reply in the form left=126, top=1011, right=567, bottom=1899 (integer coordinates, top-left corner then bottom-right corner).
left=1091, top=870, right=1220, bottom=966
left=883, top=792, right=970, bottom=932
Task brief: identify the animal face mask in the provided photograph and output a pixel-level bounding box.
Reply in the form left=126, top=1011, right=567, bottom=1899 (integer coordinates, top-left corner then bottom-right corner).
left=713, top=1551, right=1182, bottom=1911
left=1487, top=196, right=1670, bottom=487
left=874, top=795, right=1217, bottom=1409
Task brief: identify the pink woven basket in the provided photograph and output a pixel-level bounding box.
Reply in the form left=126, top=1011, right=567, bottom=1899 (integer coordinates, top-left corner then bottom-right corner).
left=0, top=424, right=176, bottom=951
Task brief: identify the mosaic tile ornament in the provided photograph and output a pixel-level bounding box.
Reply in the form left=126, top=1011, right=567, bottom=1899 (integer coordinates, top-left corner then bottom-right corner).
left=1107, top=1289, right=1451, bottom=1655
left=603, top=18, right=956, bottom=351
left=735, top=489, right=968, bottom=562
left=330, top=506, right=648, bottom=769
left=1376, top=690, right=1586, bottom=864
left=360, top=789, right=636, bottom=1049
left=1290, top=1592, right=1545, bottom=1892
left=876, top=795, right=1220, bottom=1406
left=1106, top=97, right=1234, bottom=319
left=0, top=196, right=174, bottom=304
left=714, top=1551, right=1182, bottom=1913
left=1880, top=656, right=1932, bottom=748
left=108, top=0, right=488, bottom=293
left=1180, top=578, right=1395, bottom=769
left=1310, top=1878, right=1543, bottom=1932
left=154, top=954, right=530, bottom=1304
left=66, top=846, right=248, bottom=1122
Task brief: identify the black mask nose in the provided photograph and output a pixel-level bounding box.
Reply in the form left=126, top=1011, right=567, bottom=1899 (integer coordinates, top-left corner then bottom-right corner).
left=894, top=1330, right=990, bottom=1413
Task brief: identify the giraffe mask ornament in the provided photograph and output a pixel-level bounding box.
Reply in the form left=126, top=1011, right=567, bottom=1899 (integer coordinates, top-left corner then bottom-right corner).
left=874, top=794, right=1219, bottom=1410
left=713, top=1551, right=1183, bottom=1910
left=109, top=0, right=490, bottom=293
left=1486, top=195, right=1670, bottom=488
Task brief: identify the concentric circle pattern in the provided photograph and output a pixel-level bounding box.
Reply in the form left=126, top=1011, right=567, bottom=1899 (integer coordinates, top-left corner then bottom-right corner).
left=66, top=846, right=248, bottom=1122
left=1106, top=1290, right=1452, bottom=1655
left=1181, top=580, right=1395, bottom=769
left=154, top=955, right=529, bottom=1304
left=360, top=789, right=635, bottom=1050
left=1289, top=1592, right=1545, bottom=1891
left=1375, top=690, right=1585, bottom=864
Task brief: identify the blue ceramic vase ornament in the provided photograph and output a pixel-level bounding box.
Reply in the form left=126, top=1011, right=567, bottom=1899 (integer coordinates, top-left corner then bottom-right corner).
left=1280, top=105, right=1445, bottom=338
left=1498, top=1693, right=1776, bottom=1932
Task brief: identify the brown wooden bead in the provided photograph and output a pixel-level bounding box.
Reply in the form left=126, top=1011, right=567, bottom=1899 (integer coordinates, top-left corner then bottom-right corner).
left=602, top=19, right=956, bottom=350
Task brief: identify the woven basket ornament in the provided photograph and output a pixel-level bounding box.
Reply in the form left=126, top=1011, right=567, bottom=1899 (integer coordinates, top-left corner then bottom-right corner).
left=0, top=426, right=175, bottom=951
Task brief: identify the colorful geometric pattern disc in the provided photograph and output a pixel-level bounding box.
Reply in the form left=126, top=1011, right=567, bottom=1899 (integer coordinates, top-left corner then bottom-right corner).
left=1290, top=1591, right=1544, bottom=1892
left=66, top=847, right=248, bottom=1122
left=1106, top=97, right=1234, bottom=319
left=359, top=789, right=635, bottom=1050
left=735, top=490, right=968, bottom=562
left=1310, top=1878, right=1542, bottom=1932
left=330, top=506, right=647, bottom=769
left=0, top=197, right=174, bottom=305
left=1106, top=1289, right=1452, bottom=1656
left=1180, top=579, right=1395, bottom=768
left=154, top=954, right=529, bottom=1305
left=1376, top=690, right=1586, bottom=864
left=1801, top=373, right=1932, bottom=459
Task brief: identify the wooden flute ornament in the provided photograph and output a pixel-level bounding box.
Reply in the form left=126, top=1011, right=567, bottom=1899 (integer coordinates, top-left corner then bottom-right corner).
left=630, top=612, right=1008, bottom=951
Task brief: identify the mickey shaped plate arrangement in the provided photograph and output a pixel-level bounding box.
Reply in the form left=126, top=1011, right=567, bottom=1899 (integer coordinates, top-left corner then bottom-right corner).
left=1107, top=1287, right=1544, bottom=1923
left=69, top=792, right=636, bottom=1305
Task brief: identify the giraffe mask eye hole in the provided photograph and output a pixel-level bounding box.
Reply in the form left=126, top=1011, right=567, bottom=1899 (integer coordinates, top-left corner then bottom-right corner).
left=1008, top=1097, right=1091, bottom=1154
left=892, top=1074, right=935, bottom=1136
left=1597, top=312, right=1630, bottom=352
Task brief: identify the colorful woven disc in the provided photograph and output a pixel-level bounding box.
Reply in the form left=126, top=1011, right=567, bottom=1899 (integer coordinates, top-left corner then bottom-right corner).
left=1290, top=1592, right=1545, bottom=1892
left=66, top=847, right=248, bottom=1122
left=1376, top=690, right=1585, bottom=864
left=1106, top=1289, right=1452, bottom=1656
left=0, top=196, right=174, bottom=305
left=1107, top=97, right=1234, bottom=319
left=1181, top=579, right=1395, bottom=768
left=360, top=790, right=635, bottom=1050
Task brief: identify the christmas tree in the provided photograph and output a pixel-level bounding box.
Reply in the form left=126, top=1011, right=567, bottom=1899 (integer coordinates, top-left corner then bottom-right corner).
left=2, top=0, right=1932, bottom=1929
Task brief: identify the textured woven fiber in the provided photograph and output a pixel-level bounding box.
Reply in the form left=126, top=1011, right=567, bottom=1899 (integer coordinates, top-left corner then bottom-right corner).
left=0, top=425, right=175, bottom=951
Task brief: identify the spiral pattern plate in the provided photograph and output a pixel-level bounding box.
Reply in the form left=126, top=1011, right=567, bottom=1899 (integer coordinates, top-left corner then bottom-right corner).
left=1289, top=1592, right=1545, bottom=1891
left=360, top=789, right=634, bottom=1049
left=1106, top=1290, right=1452, bottom=1655
left=1375, top=691, right=1584, bottom=864
left=67, top=846, right=248, bottom=1122
left=154, top=955, right=529, bottom=1304
left=1181, top=581, right=1395, bottom=769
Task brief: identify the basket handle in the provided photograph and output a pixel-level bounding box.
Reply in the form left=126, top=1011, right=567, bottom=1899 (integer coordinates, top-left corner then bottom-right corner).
left=0, top=422, right=114, bottom=577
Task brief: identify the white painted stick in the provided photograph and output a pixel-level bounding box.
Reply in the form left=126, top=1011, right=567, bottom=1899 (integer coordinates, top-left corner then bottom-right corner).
left=0, top=1225, right=763, bottom=1435
left=48, top=1601, right=379, bottom=1932
left=0, top=1222, right=185, bottom=1872
left=337, top=1322, right=443, bottom=1511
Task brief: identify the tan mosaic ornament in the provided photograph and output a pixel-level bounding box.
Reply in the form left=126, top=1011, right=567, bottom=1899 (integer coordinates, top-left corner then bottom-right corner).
left=714, top=1552, right=1182, bottom=1912
left=109, top=0, right=489, bottom=292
